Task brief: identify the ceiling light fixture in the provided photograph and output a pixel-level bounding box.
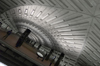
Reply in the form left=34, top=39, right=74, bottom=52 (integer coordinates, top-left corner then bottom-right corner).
left=25, top=9, right=28, bottom=13
left=52, top=20, right=64, bottom=25
left=41, top=13, right=49, bottom=20
left=36, top=11, right=42, bottom=17
left=24, top=9, right=28, bottom=16
left=30, top=10, right=35, bottom=16
left=46, top=16, right=57, bottom=22
left=0, top=62, right=7, bottom=66
left=18, top=9, right=21, bottom=15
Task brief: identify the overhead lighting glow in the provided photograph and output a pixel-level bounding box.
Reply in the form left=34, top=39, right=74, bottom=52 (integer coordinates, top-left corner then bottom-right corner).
left=25, top=9, right=28, bottom=13
left=41, top=13, right=49, bottom=20
left=46, top=16, right=57, bottom=22
left=0, top=62, right=7, bottom=66
left=52, top=20, right=64, bottom=25
left=24, top=9, right=28, bottom=16
left=61, top=33, right=72, bottom=35
left=18, top=9, right=21, bottom=15
left=63, top=44, right=66, bottom=46
left=30, top=10, right=35, bottom=16
left=36, top=11, right=42, bottom=17
left=67, top=41, right=74, bottom=43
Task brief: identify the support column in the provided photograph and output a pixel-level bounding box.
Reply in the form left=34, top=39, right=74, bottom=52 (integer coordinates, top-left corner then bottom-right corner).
left=54, top=53, right=64, bottom=66
left=45, top=49, right=54, bottom=60
left=16, top=29, right=31, bottom=47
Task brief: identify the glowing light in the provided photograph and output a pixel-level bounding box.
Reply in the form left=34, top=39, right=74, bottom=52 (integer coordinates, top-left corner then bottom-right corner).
left=67, top=41, right=74, bottom=43
left=25, top=9, right=28, bottom=13
left=36, top=11, right=42, bottom=17
left=52, top=20, right=64, bottom=25
left=18, top=9, right=21, bottom=15
left=46, top=16, right=57, bottom=22
left=41, top=13, right=49, bottom=19
left=0, top=62, right=7, bottom=66
left=24, top=9, right=28, bottom=16
left=63, top=44, right=66, bottom=46
left=30, top=10, right=35, bottom=16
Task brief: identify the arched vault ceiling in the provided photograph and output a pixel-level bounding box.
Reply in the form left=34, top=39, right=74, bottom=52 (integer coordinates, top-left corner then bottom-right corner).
left=0, top=0, right=100, bottom=66
left=10, top=5, right=92, bottom=59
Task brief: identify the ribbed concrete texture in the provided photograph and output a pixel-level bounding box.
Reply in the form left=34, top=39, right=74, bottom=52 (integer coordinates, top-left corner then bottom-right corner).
left=0, top=0, right=100, bottom=66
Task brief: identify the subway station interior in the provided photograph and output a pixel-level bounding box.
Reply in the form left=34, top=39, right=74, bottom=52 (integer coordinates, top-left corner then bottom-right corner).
left=0, top=0, right=100, bottom=66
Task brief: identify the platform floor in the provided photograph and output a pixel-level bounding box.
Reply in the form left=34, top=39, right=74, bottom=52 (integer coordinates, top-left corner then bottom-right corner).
left=0, top=30, right=55, bottom=66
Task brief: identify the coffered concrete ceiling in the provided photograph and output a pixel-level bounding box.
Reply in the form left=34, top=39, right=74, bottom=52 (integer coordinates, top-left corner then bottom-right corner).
left=0, top=0, right=100, bottom=66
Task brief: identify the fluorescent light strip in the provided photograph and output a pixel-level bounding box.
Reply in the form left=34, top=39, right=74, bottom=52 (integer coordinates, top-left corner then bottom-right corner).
left=24, top=9, right=28, bottom=16
left=25, top=9, right=28, bottom=13
left=30, top=10, right=35, bottom=16
left=63, top=44, right=66, bottom=46
left=36, top=11, right=42, bottom=17
left=61, top=34, right=73, bottom=35
left=67, top=41, right=74, bottom=43
left=52, top=20, right=64, bottom=25
left=41, top=13, right=49, bottom=20
left=18, top=9, right=21, bottom=15
left=55, top=24, right=69, bottom=28
left=46, top=16, right=57, bottom=22
left=0, top=62, right=7, bottom=66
